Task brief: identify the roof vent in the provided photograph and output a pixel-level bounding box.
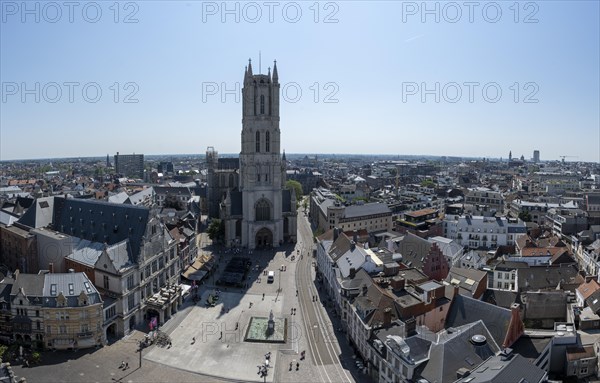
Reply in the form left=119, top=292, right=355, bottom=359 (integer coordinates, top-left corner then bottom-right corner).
left=470, top=334, right=487, bottom=346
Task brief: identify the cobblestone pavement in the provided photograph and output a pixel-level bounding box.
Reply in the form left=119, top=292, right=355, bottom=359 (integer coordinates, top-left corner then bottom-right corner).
left=13, top=220, right=368, bottom=383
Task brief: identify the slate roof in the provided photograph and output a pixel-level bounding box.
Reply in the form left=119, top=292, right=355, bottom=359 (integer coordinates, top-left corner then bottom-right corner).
left=482, top=290, right=520, bottom=309
left=343, top=202, right=391, bottom=219
left=521, top=291, right=567, bottom=320
left=18, top=196, right=55, bottom=228
left=108, top=192, right=129, bottom=204
left=42, top=272, right=102, bottom=307
left=11, top=273, right=45, bottom=297
left=53, top=197, right=149, bottom=262
left=445, top=267, right=487, bottom=298
left=68, top=238, right=130, bottom=270
left=445, top=294, right=513, bottom=348
left=455, top=353, right=546, bottom=383
left=517, top=264, right=583, bottom=292
left=390, top=233, right=432, bottom=269
left=418, top=320, right=501, bottom=383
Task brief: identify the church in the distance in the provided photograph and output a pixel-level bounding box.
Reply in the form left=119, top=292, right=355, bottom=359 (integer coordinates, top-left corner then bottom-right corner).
left=207, top=59, right=297, bottom=249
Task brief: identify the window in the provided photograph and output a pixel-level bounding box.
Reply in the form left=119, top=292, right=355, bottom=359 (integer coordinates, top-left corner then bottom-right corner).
left=59, top=325, right=66, bottom=334
left=255, top=131, right=260, bottom=152
left=50, top=285, right=57, bottom=296
left=103, top=275, right=109, bottom=290
left=127, top=274, right=134, bottom=290
left=36, top=310, right=39, bottom=317
left=128, top=294, right=135, bottom=311
left=260, top=94, right=265, bottom=114
left=265, top=131, right=270, bottom=152
left=68, top=283, right=74, bottom=295
left=47, top=325, right=52, bottom=335
left=255, top=199, right=271, bottom=221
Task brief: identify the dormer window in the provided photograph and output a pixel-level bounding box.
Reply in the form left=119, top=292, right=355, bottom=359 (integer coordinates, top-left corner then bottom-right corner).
left=68, top=283, right=74, bottom=295
left=50, top=284, right=57, bottom=296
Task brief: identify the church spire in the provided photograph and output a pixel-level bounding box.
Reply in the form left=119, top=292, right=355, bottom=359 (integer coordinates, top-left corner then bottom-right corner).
left=247, top=58, right=253, bottom=76
left=272, top=60, right=278, bottom=83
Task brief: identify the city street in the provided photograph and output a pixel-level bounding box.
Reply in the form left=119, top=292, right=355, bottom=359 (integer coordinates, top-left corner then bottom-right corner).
left=13, top=207, right=365, bottom=383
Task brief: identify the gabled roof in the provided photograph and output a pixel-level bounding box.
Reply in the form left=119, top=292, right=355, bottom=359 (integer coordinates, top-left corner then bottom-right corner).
left=445, top=295, right=513, bottom=348
left=418, top=320, right=501, bottom=383
left=455, top=353, right=546, bottom=383
left=518, top=264, right=583, bottom=291
left=577, top=279, right=600, bottom=301
left=42, top=272, right=101, bottom=307
left=390, top=233, right=432, bottom=269
left=445, top=267, right=487, bottom=298
left=17, top=196, right=55, bottom=228
left=53, top=196, right=149, bottom=262
left=11, top=273, right=45, bottom=298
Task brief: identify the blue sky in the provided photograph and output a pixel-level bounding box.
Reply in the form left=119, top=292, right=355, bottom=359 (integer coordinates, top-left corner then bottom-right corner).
left=1, top=1, right=599, bottom=162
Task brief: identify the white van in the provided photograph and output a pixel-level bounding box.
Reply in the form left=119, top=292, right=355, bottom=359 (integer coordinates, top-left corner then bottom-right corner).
left=267, top=271, right=275, bottom=283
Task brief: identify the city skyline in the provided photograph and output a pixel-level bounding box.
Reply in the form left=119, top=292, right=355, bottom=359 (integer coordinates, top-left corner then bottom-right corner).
left=1, top=1, right=599, bottom=162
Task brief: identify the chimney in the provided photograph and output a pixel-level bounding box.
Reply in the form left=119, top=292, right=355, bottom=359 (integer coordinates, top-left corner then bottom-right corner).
left=14, top=269, right=20, bottom=280
left=390, top=276, right=405, bottom=290
left=333, top=227, right=339, bottom=241
left=353, top=230, right=358, bottom=242
left=453, top=284, right=460, bottom=298
left=405, top=317, right=417, bottom=336
left=383, top=307, right=392, bottom=327
left=349, top=267, right=356, bottom=278
left=48, top=263, right=54, bottom=273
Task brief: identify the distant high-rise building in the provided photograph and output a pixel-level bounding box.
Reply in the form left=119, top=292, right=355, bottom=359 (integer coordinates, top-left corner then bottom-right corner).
left=509, top=151, right=512, bottom=162
left=114, top=152, right=144, bottom=178
left=106, top=154, right=110, bottom=167
left=533, top=150, right=540, bottom=163
left=158, top=161, right=174, bottom=174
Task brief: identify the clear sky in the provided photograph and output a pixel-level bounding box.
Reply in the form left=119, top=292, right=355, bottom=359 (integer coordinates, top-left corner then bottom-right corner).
left=1, top=1, right=599, bottom=162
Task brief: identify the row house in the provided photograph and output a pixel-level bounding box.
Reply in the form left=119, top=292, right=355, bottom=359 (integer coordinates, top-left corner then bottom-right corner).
left=465, top=187, right=505, bottom=213
left=444, top=215, right=527, bottom=249
left=0, top=270, right=103, bottom=350
left=26, top=196, right=183, bottom=340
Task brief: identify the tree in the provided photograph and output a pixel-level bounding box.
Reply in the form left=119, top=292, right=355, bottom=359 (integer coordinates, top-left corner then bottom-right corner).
left=518, top=211, right=532, bottom=222
left=285, top=180, right=303, bottom=197
left=207, top=219, right=225, bottom=242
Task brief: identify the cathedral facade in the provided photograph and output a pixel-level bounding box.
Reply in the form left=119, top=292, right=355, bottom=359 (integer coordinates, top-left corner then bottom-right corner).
left=207, top=60, right=297, bottom=249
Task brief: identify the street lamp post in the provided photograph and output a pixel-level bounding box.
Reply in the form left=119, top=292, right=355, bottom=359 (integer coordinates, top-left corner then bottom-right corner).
left=138, top=340, right=143, bottom=368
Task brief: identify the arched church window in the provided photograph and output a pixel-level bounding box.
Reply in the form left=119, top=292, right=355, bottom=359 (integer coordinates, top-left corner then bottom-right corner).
left=256, top=131, right=260, bottom=152
left=255, top=199, right=271, bottom=221
left=265, top=131, right=270, bottom=152
left=260, top=95, right=265, bottom=114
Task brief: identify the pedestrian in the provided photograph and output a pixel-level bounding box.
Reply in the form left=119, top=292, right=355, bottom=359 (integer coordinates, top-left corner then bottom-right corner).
left=120, top=361, right=125, bottom=369
left=219, top=331, right=223, bottom=339
left=236, top=322, right=239, bottom=330
left=262, top=293, right=265, bottom=300
left=296, top=289, right=298, bottom=296
left=296, top=362, right=299, bottom=370
left=289, top=361, right=292, bottom=371
left=125, top=362, right=129, bottom=369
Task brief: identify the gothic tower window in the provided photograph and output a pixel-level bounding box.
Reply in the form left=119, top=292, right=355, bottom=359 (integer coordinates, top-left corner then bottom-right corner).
left=260, top=95, right=265, bottom=114
left=255, top=199, right=271, bottom=221
left=265, top=131, right=270, bottom=152
left=256, top=131, right=260, bottom=152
